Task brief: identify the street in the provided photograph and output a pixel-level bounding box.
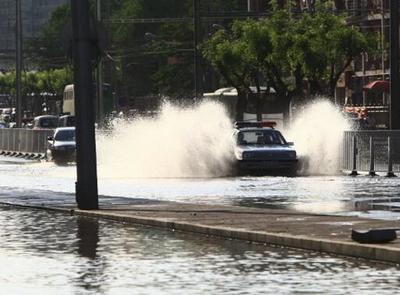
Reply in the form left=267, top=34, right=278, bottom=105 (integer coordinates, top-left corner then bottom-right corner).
left=1, top=156, right=400, bottom=220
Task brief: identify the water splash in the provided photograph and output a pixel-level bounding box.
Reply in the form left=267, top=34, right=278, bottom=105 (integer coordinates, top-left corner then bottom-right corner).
left=96, top=101, right=235, bottom=178
left=286, top=99, right=351, bottom=175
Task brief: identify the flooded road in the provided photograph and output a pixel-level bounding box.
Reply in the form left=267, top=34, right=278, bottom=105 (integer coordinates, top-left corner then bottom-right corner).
left=1, top=206, right=399, bottom=294
left=1, top=157, right=400, bottom=219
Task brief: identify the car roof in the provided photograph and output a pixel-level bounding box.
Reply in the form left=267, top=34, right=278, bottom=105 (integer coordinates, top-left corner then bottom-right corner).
left=34, top=115, right=58, bottom=119
left=55, top=127, right=75, bottom=132
left=238, top=127, right=275, bottom=131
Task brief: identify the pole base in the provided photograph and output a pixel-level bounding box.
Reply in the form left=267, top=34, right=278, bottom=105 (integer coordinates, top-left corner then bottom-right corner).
left=368, top=171, right=376, bottom=176
left=349, top=170, right=358, bottom=176
left=386, top=171, right=397, bottom=178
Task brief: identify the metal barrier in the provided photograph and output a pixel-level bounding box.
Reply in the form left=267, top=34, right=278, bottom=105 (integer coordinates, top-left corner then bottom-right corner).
left=0, top=129, right=54, bottom=155
left=0, top=128, right=109, bottom=157
left=341, top=131, right=400, bottom=175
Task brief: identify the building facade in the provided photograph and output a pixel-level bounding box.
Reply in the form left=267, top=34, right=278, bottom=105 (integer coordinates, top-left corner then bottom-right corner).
left=0, top=0, right=68, bottom=70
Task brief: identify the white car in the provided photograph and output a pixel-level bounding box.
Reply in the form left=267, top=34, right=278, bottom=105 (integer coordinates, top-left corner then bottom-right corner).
left=233, top=122, right=298, bottom=175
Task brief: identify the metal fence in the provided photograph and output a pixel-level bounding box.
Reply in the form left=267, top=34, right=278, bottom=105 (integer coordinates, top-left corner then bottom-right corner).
left=341, top=130, right=400, bottom=174
left=0, top=129, right=53, bottom=154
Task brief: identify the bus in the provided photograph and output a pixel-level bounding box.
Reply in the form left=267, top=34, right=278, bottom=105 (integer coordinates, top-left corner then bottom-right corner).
left=63, top=84, right=75, bottom=115
left=62, top=84, right=114, bottom=119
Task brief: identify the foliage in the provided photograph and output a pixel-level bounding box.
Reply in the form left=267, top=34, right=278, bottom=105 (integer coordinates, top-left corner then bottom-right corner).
left=27, top=4, right=72, bottom=70
left=0, top=68, right=73, bottom=115
left=202, top=2, right=373, bottom=120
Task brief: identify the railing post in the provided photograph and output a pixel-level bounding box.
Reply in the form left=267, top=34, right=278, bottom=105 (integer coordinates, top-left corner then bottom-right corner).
left=30, top=130, right=33, bottom=154
left=7, top=129, right=9, bottom=151
left=387, top=136, right=396, bottom=177
left=38, top=131, right=41, bottom=154
left=350, top=135, right=358, bottom=176
left=369, top=136, right=376, bottom=176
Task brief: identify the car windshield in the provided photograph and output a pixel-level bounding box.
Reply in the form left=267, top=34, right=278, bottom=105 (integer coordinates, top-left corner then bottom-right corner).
left=39, top=117, right=58, bottom=128
left=237, top=130, right=287, bottom=145
left=55, top=130, right=75, bottom=142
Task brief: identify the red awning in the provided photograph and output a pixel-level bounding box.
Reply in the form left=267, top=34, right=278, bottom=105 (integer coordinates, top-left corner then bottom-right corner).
left=363, top=80, right=390, bottom=92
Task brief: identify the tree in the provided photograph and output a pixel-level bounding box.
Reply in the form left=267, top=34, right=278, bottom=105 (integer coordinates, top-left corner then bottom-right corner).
left=27, top=4, right=72, bottom=70
left=202, top=1, right=373, bottom=121
left=0, top=72, right=16, bottom=109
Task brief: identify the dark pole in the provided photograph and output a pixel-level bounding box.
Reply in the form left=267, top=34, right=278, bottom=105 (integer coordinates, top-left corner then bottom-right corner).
left=390, top=0, right=399, bottom=130
left=15, top=0, right=22, bottom=128
left=193, top=0, right=199, bottom=99
left=71, top=0, right=99, bottom=209
left=96, top=0, right=104, bottom=125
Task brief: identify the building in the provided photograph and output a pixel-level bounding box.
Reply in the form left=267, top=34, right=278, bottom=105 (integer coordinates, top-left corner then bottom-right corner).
left=0, top=0, right=68, bottom=70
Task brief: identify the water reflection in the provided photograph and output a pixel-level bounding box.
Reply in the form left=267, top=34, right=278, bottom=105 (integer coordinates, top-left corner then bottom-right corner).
left=75, top=217, right=104, bottom=294
left=76, top=217, right=99, bottom=259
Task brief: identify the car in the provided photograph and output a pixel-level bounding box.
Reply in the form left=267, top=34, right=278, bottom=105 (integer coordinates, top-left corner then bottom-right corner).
left=33, top=115, right=59, bottom=129
left=58, top=115, right=75, bottom=127
left=46, top=127, right=76, bottom=164
left=233, top=121, right=298, bottom=175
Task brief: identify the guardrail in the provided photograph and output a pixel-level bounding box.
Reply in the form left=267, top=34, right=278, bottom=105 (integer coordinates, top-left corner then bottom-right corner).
left=0, top=128, right=53, bottom=155
left=341, top=130, right=400, bottom=175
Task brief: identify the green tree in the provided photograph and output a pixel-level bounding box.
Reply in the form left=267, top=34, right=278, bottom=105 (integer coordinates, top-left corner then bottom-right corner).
left=0, top=72, right=16, bottom=109
left=202, top=2, right=373, bottom=121
left=27, top=4, right=72, bottom=70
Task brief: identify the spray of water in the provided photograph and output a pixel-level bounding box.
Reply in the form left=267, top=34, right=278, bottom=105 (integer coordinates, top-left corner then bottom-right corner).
left=286, top=99, right=351, bottom=175
left=96, top=101, right=235, bottom=178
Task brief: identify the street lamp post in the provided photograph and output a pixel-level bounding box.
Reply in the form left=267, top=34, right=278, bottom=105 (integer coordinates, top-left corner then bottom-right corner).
left=15, top=0, right=22, bottom=128
left=193, top=0, right=199, bottom=99
left=71, top=0, right=99, bottom=210
left=390, top=0, right=399, bottom=129
left=96, top=0, right=104, bottom=125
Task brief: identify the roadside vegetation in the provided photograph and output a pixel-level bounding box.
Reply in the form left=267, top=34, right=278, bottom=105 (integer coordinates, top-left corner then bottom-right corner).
left=0, top=69, right=72, bottom=113
left=4, top=0, right=378, bottom=120
left=202, top=1, right=375, bottom=120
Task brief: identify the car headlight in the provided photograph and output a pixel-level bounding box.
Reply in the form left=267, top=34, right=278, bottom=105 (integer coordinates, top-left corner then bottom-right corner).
left=288, top=151, right=297, bottom=159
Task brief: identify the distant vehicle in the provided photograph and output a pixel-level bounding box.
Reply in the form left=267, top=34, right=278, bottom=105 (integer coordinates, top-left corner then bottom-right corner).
left=46, top=127, right=76, bottom=164
left=62, top=83, right=114, bottom=117
left=233, top=121, right=298, bottom=175
left=33, top=115, right=58, bottom=129
left=63, top=85, right=75, bottom=115
left=58, top=115, right=75, bottom=127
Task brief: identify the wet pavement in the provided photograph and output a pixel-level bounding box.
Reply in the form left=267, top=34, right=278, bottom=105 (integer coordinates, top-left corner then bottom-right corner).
left=1, top=156, right=400, bottom=220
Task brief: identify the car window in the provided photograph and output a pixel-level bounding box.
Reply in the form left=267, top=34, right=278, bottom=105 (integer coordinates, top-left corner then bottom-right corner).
left=40, top=118, right=58, bottom=128
left=55, top=130, right=75, bottom=141
left=238, top=130, right=287, bottom=145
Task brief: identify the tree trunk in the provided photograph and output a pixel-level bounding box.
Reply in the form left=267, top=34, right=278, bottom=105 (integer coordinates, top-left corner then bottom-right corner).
left=256, top=96, right=262, bottom=121
left=235, top=91, right=247, bottom=121
left=275, top=95, right=292, bottom=129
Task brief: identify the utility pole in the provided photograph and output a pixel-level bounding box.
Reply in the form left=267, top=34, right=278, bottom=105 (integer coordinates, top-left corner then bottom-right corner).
left=193, top=0, right=199, bottom=99
left=15, top=0, right=22, bottom=128
left=96, top=0, right=104, bottom=125
left=71, top=0, right=99, bottom=210
left=390, top=0, right=399, bottom=129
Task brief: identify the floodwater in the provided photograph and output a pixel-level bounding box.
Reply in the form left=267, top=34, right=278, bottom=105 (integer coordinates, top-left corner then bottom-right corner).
left=0, top=206, right=399, bottom=295
left=1, top=99, right=400, bottom=293
left=1, top=157, right=400, bottom=220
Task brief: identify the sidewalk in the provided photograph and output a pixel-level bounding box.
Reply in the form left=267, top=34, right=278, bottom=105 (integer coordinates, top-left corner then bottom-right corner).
left=1, top=194, right=400, bottom=264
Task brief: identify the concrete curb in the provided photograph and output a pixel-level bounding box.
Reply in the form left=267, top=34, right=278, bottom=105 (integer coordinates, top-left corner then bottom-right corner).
left=0, top=150, right=44, bottom=160
left=1, top=201, right=399, bottom=264
left=78, top=210, right=400, bottom=264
